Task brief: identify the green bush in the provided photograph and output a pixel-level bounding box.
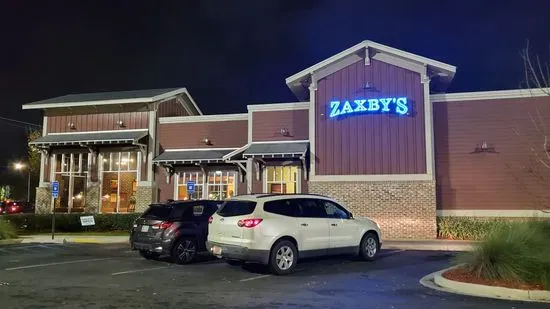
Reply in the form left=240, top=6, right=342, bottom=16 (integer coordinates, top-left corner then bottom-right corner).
left=454, top=219, right=550, bottom=289
left=3, top=213, right=142, bottom=234
left=0, top=218, right=17, bottom=239
left=437, top=217, right=527, bottom=240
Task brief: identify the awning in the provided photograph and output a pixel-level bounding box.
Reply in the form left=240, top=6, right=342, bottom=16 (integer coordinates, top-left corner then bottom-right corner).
left=242, top=141, right=309, bottom=159
left=153, top=149, right=236, bottom=164
left=29, top=130, right=148, bottom=147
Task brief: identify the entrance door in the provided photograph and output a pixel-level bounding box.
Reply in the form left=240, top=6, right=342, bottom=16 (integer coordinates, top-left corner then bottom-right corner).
left=53, top=153, right=89, bottom=213
left=71, top=176, right=87, bottom=213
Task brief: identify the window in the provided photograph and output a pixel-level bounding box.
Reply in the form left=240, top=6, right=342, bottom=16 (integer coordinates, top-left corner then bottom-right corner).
left=101, top=152, right=139, bottom=213
left=264, top=199, right=300, bottom=217
left=142, top=204, right=173, bottom=219
left=296, top=199, right=326, bottom=218
left=53, top=153, right=90, bottom=213
left=207, top=171, right=236, bottom=200
left=265, top=166, right=298, bottom=193
left=320, top=200, right=349, bottom=219
left=217, top=200, right=257, bottom=217
left=177, top=172, right=204, bottom=200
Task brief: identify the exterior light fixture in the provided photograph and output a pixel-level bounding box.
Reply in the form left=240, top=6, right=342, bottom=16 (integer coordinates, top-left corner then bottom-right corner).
left=116, top=120, right=125, bottom=127
left=202, top=137, right=212, bottom=145
left=280, top=128, right=291, bottom=137
left=68, top=121, right=76, bottom=130
left=471, top=141, right=498, bottom=154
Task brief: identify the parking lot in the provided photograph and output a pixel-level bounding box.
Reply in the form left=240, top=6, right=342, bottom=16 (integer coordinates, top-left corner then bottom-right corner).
left=0, top=243, right=547, bottom=309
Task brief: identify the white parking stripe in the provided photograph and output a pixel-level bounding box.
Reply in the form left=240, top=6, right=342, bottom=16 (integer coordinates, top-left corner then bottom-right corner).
left=239, top=274, right=272, bottom=282
left=0, top=248, right=8, bottom=253
left=111, top=266, right=168, bottom=276
left=5, top=258, right=111, bottom=271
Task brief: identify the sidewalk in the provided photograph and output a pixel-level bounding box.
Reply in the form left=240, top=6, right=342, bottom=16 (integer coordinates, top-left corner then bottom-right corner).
left=18, top=234, right=129, bottom=244
left=383, top=239, right=476, bottom=251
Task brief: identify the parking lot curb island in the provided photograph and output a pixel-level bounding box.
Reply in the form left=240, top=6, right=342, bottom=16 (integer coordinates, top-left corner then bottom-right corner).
left=19, top=235, right=129, bottom=244
left=433, top=265, right=550, bottom=303
left=383, top=240, right=475, bottom=251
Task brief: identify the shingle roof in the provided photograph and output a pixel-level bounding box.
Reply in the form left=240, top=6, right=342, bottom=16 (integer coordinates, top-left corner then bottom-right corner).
left=29, top=130, right=148, bottom=147
left=242, top=141, right=309, bottom=158
left=153, top=149, right=236, bottom=164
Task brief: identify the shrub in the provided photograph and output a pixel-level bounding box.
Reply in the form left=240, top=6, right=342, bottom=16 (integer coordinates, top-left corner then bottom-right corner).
left=4, top=213, right=142, bottom=234
left=0, top=218, right=17, bottom=240
left=437, top=217, right=526, bottom=240
left=454, top=219, right=550, bottom=289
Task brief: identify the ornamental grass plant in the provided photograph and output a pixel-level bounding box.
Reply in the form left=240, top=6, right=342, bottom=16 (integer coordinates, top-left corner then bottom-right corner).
left=454, top=219, right=550, bottom=289
left=0, top=218, right=17, bottom=240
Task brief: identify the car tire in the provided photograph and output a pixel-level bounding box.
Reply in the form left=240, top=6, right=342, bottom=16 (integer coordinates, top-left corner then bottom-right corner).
left=359, top=232, right=380, bottom=261
left=172, top=238, right=198, bottom=265
left=139, top=250, right=160, bottom=260
left=268, top=240, right=298, bottom=275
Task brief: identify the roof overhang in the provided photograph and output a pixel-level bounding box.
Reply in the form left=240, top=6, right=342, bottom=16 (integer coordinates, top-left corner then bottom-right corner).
left=29, top=130, right=148, bottom=148
left=153, top=148, right=237, bottom=165
left=241, top=141, right=309, bottom=159
left=285, top=40, right=457, bottom=100
left=22, top=87, right=203, bottom=115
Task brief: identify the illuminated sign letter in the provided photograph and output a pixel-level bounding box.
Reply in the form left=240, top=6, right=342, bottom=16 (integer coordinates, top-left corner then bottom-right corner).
left=329, top=101, right=341, bottom=118
left=367, top=99, right=380, bottom=111
left=395, top=97, right=408, bottom=115
left=354, top=99, right=367, bottom=112
left=379, top=98, right=392, bottom=112
left=340, top=100, right=354, bottom=115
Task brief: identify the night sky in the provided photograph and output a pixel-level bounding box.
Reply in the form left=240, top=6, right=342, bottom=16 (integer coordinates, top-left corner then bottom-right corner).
left=1, top=1, right=549, bottom=193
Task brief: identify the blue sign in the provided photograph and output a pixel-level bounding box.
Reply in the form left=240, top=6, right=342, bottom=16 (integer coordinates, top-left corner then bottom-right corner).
left=52, top=181, right=59, bottom=199
left=329, top=97, right=409, bottom=118
left=186, top=181, right=195, bottom=194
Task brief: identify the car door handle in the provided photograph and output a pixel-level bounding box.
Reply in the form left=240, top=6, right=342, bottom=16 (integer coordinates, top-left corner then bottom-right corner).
left=331, top=223, right=337, bottom=226
left=301, top=223, right=308, bottom=226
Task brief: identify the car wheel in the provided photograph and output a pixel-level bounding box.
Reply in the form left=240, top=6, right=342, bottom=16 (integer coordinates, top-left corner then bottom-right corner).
left=172, top=238, right=198, bottom=265
left=359, top=232, right=379, bottom=261
left=139, top=250, right=160, bottom=260
left=269, top=240, right=298, bottom=275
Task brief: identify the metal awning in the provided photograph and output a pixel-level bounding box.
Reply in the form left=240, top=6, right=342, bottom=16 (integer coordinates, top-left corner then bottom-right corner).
left=29, top=130, right=148, bottom=147
left=153, top=149, right=236, bottom=164
left=242, top=141, right=309, bottom=159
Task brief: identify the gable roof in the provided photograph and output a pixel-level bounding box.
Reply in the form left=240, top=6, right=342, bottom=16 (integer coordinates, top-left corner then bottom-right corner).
left=285, top=40, right=457, bottom=100
left=22, top=87, right=203, bottom=115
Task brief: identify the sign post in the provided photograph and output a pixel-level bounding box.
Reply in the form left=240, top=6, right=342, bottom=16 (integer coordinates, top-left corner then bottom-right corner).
left=51, top=181, right=59, bottom=240
left=186, top=181, right=195, bottom=200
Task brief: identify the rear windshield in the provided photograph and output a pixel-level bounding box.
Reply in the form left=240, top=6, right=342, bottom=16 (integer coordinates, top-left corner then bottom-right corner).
left=142, top=204, right=173, bottom=219
left=217, top=200, right=257, bottom=217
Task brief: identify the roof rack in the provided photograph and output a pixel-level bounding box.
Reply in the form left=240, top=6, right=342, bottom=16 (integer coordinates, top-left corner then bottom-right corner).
left=232, top=193, right=331, bottom=199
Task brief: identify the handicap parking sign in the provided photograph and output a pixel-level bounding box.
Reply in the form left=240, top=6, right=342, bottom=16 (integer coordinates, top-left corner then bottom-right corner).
left=187, top=181, right=195, bottom=193
left=52, top=181, right=59, bottom=198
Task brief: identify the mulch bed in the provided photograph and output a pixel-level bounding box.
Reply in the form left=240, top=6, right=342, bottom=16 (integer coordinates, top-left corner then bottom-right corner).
left=443, top=267, right=546, bottom=291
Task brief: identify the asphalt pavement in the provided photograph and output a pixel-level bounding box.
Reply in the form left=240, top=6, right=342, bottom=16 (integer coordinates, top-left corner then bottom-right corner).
left=0, top=243, right=546, bottom=309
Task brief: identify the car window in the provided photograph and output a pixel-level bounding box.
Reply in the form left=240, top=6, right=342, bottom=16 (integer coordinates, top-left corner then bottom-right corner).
left=264, top=199, right=300, bottom=217
left=217, top=200, right=257, bottom=217
left=297, top=198, right=327, bottom=218
left=319, top=200, right=349, bottom=219
left=142, top=204, right=174, bottom=219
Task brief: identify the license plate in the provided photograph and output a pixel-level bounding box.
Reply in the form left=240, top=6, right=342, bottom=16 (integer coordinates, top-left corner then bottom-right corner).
left=141, top=225, right=149, bottom=232
left=212, top=246, right=222, bottom=255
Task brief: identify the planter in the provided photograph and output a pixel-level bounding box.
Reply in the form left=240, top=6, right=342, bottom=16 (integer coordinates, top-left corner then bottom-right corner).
left=433, top=265, right=550, bottom=302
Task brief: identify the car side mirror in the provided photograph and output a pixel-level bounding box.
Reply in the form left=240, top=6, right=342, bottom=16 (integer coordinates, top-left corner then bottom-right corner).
left=349, top=212, right=353, bottom=219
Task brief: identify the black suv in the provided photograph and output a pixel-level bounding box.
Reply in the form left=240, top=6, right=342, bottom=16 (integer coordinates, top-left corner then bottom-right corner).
left=130, top=200, right=222, bottom=264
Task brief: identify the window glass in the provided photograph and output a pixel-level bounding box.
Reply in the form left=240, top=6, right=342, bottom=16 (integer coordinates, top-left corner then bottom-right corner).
left=129, top=152, right=138, bottom=171
left=264, top=199, right=299, bottom=217
left=81, top=154, right=89, bottom=173
left=297, top=199, right=326, bottom=218
left=62, top=154, right=70, bottom=173
left=266, top=166, right=298, bottom=194
left=120, top=152, right=130, bottom=171
left=217, top=201, right=257, bottom=217
left=320, top=200, right=349, bottom=219
left=142, top=204, right=173, bottom=219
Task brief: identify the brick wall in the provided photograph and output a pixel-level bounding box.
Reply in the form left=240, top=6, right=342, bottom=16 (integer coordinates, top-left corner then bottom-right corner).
left=135, top=186, right=154, bottom=213
left=35, top=186, right=51, bottom=214
left=85, top=183, right=100, bottom=213
left=308, top=180, right=436, bottom=240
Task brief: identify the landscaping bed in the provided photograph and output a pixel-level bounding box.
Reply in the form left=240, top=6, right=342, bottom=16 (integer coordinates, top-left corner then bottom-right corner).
left=442, top=266, right=546, bottom=291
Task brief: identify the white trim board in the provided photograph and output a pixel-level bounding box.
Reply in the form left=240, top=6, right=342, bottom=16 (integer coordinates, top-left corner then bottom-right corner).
left=47, top=129, right=148, bottom=135
left=159, top=113, right=248, bottom=124
left=310, top=174, right=433, bottom=182
left=431, top=88, right=550, bottom=102
left=437, top=209, right=550, bottom=218
left=249, top=140, right=309, bottom=145
left=247, top=102, right=309, bottom=112
left=163, top=148, right=237, bottom=152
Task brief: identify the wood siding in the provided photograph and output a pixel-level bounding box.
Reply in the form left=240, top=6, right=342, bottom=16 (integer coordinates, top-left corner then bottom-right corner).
left=156, top=168, right=174, bottom=202
left=315, top=58, right=426, bottom=175
left=252, top=110, right=309, bottom=141
left=47, top=111, right=149, bottom=133
left=434, top=96, right=550, bottom=210
left=159, top=120, right=247, bottom=150
left=158, top=99, right=188, bottom=118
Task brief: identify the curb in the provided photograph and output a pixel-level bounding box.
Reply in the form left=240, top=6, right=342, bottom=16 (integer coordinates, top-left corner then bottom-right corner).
left=383, top=241, right=475, bottom=251
left=430, top=265, right=550, bottom=303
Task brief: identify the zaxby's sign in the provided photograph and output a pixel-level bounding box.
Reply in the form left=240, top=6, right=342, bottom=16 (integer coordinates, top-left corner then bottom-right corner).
left=328, top=97, right=409, bottom=118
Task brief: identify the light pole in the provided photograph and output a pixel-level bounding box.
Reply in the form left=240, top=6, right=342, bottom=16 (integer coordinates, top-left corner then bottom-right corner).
left=14, top=162, right=30, bottom=202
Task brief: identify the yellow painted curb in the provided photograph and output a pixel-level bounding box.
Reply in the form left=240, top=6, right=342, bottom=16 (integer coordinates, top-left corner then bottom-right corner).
left=70, top=238, right=102, bottom=244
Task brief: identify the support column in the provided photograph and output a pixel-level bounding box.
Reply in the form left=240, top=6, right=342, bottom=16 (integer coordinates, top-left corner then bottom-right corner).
left=246, top=158, right=253, bottom=194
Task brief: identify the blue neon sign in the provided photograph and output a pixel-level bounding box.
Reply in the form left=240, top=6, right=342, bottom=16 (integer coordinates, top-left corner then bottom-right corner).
left=328, top=97, right=409, bottom=118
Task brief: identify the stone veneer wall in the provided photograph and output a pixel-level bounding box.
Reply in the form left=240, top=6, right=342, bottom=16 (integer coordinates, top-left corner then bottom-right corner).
left=35, top=186, right=51, bottom=214
left=135, top=186, right=154, bottom=213
left=308, top=180, right=436, bottom=239
left=84, top=183, right=100, bottom=213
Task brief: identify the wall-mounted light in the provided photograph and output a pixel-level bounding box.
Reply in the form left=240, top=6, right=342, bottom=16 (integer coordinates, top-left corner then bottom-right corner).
left=116, top=120, right=125, bottom=128
left=68, top=121, right=76, bottom=130
left=280, top=128, right=291, bottom=137
left=202, top=137, right=212, bottom=145
left=471, top=141, right=498, bottom=154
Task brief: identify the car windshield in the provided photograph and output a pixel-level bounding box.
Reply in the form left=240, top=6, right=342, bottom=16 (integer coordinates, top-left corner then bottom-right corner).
left=142, top=204, right=173, bottom=219
left=217, top=200, right=257, bottom=217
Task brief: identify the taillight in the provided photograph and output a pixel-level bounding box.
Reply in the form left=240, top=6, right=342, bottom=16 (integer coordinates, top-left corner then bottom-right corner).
left=152, top=221, right=173, bottom=230
left=237, top=218, right=263, bottom=228
left=208, top=216, right=213, bottom=224
left=11, top=206, right=17, bottom=212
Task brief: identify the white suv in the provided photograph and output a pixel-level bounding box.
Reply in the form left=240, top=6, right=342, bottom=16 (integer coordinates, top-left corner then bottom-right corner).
left=206, top=194, right=382, bottom=275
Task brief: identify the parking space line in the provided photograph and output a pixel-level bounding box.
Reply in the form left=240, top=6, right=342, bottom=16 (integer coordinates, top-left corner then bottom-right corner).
left=111, top=266, right=168, bottom=276
left=0, top=248, right=8, bottom=253
left=5, top=258, right=112, bottom=271
left=239, top=274, right=272, bottom=282
left=11, top=246, right=33, bottom=251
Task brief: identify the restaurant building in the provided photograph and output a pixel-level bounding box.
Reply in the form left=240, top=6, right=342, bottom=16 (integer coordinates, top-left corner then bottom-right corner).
left=24, top=40, right=550, bottom=239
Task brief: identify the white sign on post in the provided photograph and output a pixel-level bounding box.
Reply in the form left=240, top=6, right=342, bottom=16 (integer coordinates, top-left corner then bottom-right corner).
left=80, top=216, right=95, bottom=227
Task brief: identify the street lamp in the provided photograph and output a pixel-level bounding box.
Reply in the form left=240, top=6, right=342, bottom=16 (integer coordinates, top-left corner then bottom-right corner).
left=14, top=162, right=30, bottom=202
